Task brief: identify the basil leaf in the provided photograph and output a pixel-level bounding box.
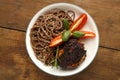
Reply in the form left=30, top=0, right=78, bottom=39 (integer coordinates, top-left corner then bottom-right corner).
left=62, top=30, right=71, bottom=42
left=72, top=31, right=85, bottom=38
left=63, top=18, right=70, bottom=30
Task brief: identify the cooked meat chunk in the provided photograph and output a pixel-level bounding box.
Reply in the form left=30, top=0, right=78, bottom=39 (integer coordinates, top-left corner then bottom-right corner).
left=58, top=38, right=86, bottom=69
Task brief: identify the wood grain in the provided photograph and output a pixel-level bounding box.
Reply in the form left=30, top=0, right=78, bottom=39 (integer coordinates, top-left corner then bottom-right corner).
left=0, top=28, right=120, bottom=80
left=0, top=0, right=120, bottom=80
left=0, top=0, right=120, bottom=50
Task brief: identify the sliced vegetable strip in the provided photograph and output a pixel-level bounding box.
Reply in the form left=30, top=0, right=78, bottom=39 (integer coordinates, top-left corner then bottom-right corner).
left=49, top=35, right=62, bottom=47
left=69, top=14, right=87, bottom=31
left=80, top=31, right=96, bottom=38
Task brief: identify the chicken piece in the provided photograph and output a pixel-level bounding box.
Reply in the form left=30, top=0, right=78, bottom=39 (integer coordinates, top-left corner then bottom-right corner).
left=58, top=38, right=86, bottom=69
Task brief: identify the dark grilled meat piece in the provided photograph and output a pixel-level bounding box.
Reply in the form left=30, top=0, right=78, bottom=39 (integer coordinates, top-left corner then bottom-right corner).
left=58, top=38, right=86, bottom=69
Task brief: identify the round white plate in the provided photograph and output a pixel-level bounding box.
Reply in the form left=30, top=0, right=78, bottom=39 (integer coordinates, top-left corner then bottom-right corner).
left=26, top=3, right=99, bottom=76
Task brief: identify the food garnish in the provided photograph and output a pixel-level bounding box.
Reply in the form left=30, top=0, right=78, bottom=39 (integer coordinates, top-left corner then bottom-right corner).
left=63, top=19, right=70, bottom=30
left=49, top=14, right=95, bottom=47
left=49, top=30, right=96, bottom=47
left=80, top=31, right=96, bottom=38
left=53, top=47, right=59, bottom=68
left=49, top=35, right=63, bottom=47
left=69, top=13, right=87, bottom=31
left=72, top=31, right=85, bottom=38
left=49, top=14, right=88, bottom=47
left=62, top=30, right=71, bottom=42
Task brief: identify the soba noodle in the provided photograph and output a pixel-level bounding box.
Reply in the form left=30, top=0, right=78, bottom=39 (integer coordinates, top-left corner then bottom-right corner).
left=30, top=9, right=75, bottom=65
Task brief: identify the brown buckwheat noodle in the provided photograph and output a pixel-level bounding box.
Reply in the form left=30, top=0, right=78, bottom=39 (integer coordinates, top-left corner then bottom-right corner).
left=30, top=9, right=75, bottom=65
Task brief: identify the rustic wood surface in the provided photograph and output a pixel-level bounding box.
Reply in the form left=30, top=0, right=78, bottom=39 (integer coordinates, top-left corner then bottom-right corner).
left=0, top=0, right=120, bottom=80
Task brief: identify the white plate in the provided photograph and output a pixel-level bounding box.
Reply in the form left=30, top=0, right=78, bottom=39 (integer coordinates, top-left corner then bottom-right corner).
left=26, top=3, right=99, bottom=76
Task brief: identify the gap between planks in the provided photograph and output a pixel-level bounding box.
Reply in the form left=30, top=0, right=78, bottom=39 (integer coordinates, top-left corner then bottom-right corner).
left=0, top=26, right=26, bottom=32
left=0, top=26, right=120, bottom=51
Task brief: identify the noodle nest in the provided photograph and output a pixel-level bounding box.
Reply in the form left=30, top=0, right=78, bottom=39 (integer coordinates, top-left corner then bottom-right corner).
left=30, top=9, right=75, bottom=65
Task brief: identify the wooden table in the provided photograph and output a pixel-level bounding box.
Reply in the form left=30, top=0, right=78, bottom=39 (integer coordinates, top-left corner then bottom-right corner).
left=0, top=0, right=120, bottom=80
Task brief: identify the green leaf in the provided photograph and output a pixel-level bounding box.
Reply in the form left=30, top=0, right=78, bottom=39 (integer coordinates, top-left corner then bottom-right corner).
left=62, top=30, right=71, bottom=42
left=53, top=47, right=59, bottom=68
left=63, top=18, right=70, bottom=30
left=72, top=31, right=85, bottom=38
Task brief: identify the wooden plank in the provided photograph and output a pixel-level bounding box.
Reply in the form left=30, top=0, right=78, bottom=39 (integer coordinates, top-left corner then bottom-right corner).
left=79, top=0, right=120, bottom=50
left=0, top=0, right=120, bottom=49
left=0, top=28, right=120, bottom=80
left=0, top=0, right=119, bottom=30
